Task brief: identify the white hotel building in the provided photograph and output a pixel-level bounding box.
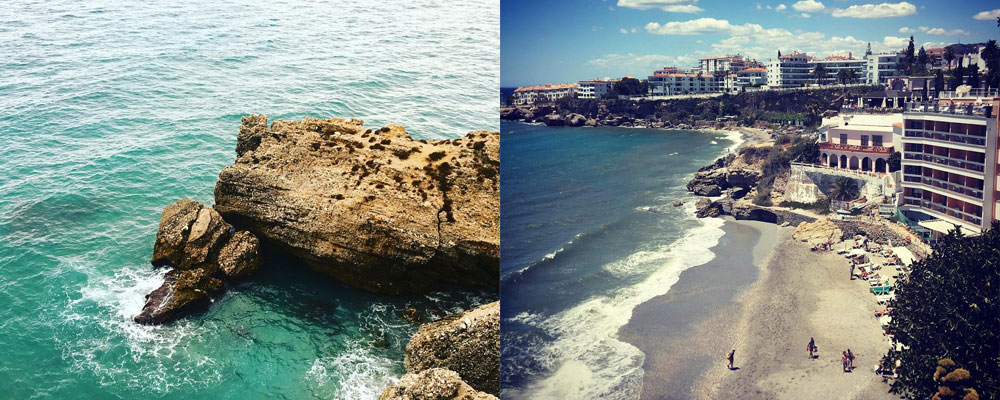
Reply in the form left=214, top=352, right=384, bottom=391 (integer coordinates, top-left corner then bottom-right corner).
left=509, top=83, right=577, bottom=105
left=576, top=78, right=618, bottom=99
left=767, top=52, right=865, bottom=87
left=866, top=52, right=904, bottom=85
left=647, top=72, right=723, bottom=96
left=899, top=91, right=1000, bottom=234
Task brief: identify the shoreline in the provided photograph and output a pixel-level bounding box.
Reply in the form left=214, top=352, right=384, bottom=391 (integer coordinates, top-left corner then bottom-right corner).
left=620, top=218, right=899, bottom=399
left=617, top=218, right=780, bottom=399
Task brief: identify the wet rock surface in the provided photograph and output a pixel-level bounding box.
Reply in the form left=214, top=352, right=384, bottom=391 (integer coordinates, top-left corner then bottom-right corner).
left=404, top=301, right=500, bottom=395
left=213, top=115, right=499, bottom=295
left=378, top=368, right=497, bottom=400
left=136, top=199, right=261, bottom=325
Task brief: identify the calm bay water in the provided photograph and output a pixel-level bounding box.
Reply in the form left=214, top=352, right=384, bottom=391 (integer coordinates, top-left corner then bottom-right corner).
left=0, top=1, right=498, bottom=398
left=499, top=121, right=738, bottom=399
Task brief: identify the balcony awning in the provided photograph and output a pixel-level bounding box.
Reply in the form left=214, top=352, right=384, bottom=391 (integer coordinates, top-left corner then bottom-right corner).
left=917, top=219, right=980, bottom=236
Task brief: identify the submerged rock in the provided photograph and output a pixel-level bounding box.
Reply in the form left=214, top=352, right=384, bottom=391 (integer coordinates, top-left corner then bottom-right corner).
left=214, top=115, right=499, bottom=295
left=378, top=368, right=497, bottom=400
left=404, top=301, right=499, bottom=395
left=136, top=199, right=261, bottom=325
left=695, top=198, right=723, bottom=218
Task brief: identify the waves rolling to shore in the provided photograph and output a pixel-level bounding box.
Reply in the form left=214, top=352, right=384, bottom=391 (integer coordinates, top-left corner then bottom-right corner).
left=500, top=121, right=740, bottom=398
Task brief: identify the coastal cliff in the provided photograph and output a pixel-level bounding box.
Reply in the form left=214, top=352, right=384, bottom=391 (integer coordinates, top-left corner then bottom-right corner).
left=501, top=86, right=879, bottom=129
left=214, top=115, right=500, bottom=295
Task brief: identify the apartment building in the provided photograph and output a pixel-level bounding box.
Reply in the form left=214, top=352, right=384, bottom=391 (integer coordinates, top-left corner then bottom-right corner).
left=576, top=78, right=618, bottom=99
left=813, top=56, right=866, bottom=84
left=724, top=68, right=766, bottom=93
left=647, top=72, right=722, bottom=96
left=509, top=83, right=577, bottom=105
left=767, top=52, right=813, bottom=87
left=865, top=52, right=903, bottom=85
left=899, top=90, right=1000, bottom=235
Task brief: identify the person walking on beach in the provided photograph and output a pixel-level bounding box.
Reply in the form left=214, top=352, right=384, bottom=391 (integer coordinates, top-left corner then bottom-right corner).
left=842, top=351, right=849, bottom=372
left=726, top=349, right=735, bottom=370
left=808, top=338, right=816, bottom=358
left=847, top=349, right=855, bottom=370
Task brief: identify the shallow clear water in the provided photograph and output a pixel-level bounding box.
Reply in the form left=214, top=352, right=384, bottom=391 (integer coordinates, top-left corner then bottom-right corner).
left=0, top=1, right=498, bottom=398
left=499, top=121, right=738, bottom=399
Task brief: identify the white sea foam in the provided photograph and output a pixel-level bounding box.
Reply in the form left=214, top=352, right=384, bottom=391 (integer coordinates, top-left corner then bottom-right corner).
left=508, top=208, right=725, bottom=399
left=306, top=340, right=401, bottom=399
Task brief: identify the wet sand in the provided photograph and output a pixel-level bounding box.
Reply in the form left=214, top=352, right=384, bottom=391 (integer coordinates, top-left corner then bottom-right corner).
left=620, top=219, right=898, bottom=400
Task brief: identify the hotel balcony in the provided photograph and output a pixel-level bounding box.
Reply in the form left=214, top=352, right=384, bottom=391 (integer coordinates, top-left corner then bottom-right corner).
left=818, top=142, right=891, bottom=154
left=902, top=174, right=984, bottom=200
left=901, top=152, right=986, bottom=173
left=901, top=195, right=983, bottom=227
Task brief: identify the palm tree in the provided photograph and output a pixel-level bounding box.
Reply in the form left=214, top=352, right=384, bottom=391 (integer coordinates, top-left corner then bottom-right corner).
left=944, top=46, right=955, bottom=70
left=813, top=64, right=828, bottom=85
left=830, top=177, right=859, bottom=201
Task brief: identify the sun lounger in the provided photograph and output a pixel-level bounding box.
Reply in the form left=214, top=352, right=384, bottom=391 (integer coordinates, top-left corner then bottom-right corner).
left=876, top=293, right=895, bottom=304
left=874, top=308, right=893, bottom=317
left=871, top=284, right=892, bottom=295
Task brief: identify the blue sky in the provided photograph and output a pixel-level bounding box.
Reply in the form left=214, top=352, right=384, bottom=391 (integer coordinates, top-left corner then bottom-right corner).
left=501, top=0, right=1000, bottom=87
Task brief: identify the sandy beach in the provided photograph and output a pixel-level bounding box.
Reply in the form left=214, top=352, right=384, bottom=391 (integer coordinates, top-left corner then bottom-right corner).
left=620, top=218, right=898, bottom=400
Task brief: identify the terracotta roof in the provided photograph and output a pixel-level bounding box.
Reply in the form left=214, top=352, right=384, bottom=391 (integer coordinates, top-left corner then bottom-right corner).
left=738, top=68, right=766, bottom=74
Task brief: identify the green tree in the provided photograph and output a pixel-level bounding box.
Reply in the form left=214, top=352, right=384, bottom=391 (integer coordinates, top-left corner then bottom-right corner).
left=935, top=69, right=946, bottom=93
left=813, top=64, right=828, bottom=85
left=917, top=46, right=929, bottom=75
left=981, top=40, right=1000, bottom=89
left=953, top=58, right=965, bottom=87
left=968, top=64, right=980, bottom=88
left=837, top=69, right=850, bottom=84
left=829, top=177, right=859, bottom=201
left=883, top=223, right=1000, bottom=400
left=904, top=35, right=916, bottom=73
left=611, top=77, right=646, bottom=97
left=944, top=46, right=956, bottom=70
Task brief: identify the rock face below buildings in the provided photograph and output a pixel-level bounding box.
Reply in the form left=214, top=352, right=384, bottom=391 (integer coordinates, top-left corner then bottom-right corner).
left=135, top=199, right=261, bottom=325
left=404, top=301, right=500, bottom=396
left=793, top=218, right=845, bottom=246
left=213, top=115, right=499, bottom=295
left=378, top=368, right=497, bottom=400
left=686, top=165, right=761, bottom=197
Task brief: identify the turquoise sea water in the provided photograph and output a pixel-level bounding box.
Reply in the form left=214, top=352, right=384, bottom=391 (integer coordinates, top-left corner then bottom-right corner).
left=0, top=1, right=498, bottom=398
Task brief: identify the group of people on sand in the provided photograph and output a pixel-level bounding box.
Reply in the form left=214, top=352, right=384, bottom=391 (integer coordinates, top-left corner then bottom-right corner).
left=725, top=339, right=855, bottom=372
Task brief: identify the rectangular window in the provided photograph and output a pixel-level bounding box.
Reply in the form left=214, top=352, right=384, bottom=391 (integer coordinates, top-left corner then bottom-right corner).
left=873, top=136, right=883, bottom=147
left=840, top=134, right=847, bottom=145
left=861, top=135, right=869, bottom=147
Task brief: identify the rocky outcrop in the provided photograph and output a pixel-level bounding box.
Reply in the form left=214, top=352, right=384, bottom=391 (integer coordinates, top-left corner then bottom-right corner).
left=695, top=198, right=722, bottom=218
left=378, top=368, right=497, bottom=400
left=542, top=113, right=564, bottom=126
left=731, top=203, right=816, bottom=226
left=687, top=166, right=761, bottom=197
left=564, top=113, right=586, bottom=127
left=136, top=199, right=261, bottom=325
left=214, top=115, right=499, bottom=295
left=404, top=301, right=499, bottom=395
left=793, top=218, right=844, bottom=246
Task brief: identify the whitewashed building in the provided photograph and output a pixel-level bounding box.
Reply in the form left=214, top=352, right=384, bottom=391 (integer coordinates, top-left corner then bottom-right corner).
left=510, top=83, right=577, bottom=105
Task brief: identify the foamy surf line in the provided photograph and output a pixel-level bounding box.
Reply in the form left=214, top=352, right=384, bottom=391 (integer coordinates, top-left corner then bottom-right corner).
left=507, top=211, right=726, bottom=399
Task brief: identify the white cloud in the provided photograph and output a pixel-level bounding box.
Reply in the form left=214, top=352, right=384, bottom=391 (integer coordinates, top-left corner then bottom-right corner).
left=609, top=6, right=615, bottom=11
left=756, top=3, right=762, bottom=10
left=792, top=0, right=824, bottom=12
left=661, top=4, right=704, bottom=12
left=616, top=0, right=703, bottom=12
left=972, top=9, right=1000, bottom=20
left=644, top=17, right=738, bottom=35
left=620, top=28, right=629, bottom=34
left=799, top=12, right=811, bottom=18
left=775, top=4, right=787, bottom=11
left=918, top=26, right=928, bottom=32
left=882, top=36, right=909, bottom=49
left=924, top=28, right=969, bottom=36
left=631, top=27, right=638, bottom=33
left=832, top=2, right=916, bottom=18
left=899, top=27, right=915, bottom=33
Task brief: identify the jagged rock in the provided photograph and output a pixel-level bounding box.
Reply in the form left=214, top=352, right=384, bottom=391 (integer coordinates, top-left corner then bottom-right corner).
left=151, top=199, right=230, bottom=270
left=378, top=368, right=497, bottom=400
left=499, top=107, right=524, bottom=121
left=542, top=113, right=564, bottom=126
left=214, top=115, right=499, bottom=295
left=217, top=230, right=261, bottom=280
left=564, top=113, right=586, bottom=127
left=690, top=182, right=722, bottom=197
left=585, top=118, right=597, bottom=127
left=404, top=301, right=499, bottom=395
left=403, top=307, right=423, bottom=323
left=725, top=168, right=761, bottom=188
left=134, top=267, right=224, bottom=325
left=137, top=199, right=262, bottom=325
left=732, top=204, right=779, bottom=223
left=673, top=200, right=683, bottom=207
left=793, top=218, right=844, bottom=246
left=695, top=198, right=723, bottom=218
